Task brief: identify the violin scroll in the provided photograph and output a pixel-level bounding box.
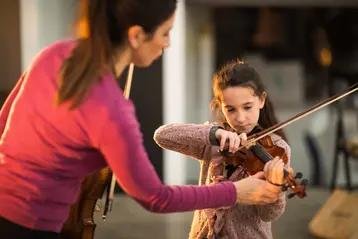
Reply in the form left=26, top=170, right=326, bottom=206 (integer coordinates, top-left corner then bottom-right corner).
left=281, top=170, right=308, bottom=199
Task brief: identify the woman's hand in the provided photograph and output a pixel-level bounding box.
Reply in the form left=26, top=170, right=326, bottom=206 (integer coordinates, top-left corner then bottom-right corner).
left=215, top=129, right=247, bottom=153
left=233, top=172, right=282, bottom=205
left=263, top=157, right=293, bottom=186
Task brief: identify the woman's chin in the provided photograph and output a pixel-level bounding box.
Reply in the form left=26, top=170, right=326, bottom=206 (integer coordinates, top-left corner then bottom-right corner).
left=134, top=62, right=150, bottom=68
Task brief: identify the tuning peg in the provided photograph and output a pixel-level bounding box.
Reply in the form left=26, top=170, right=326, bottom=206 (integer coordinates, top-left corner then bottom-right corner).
left=301, top=179, right=308, bottom=186
left=294, top=172, right=303, bottom=179
left=288, top=193, right=296, bottom=199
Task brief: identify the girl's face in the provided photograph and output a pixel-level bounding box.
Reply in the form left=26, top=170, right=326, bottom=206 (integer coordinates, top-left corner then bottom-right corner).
left=220, top=86, right=266, bottom=134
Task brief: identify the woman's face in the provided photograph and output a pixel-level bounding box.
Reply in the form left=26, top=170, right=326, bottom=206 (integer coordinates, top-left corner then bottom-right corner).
left=129, top=13, right=175, bottom=67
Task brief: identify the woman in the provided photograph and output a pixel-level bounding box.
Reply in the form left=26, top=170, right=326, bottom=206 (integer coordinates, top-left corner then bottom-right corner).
left=154, top=60, right=291, bottom=238
left=0, top=1, right=283, bottom=238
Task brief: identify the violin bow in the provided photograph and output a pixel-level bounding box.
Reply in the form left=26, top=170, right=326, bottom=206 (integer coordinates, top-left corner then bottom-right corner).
left=102, top=63, right=135, bottom=220
left=237, top=83, right=358, bottom=151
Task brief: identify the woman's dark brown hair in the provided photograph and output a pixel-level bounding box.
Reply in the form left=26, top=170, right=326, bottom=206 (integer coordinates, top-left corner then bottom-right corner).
left=56, top=0, right=177, bottom=109
left=210, top=59, right=288, bottom=142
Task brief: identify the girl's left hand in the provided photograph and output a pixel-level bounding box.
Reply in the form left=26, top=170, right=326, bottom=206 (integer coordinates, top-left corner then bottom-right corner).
left=263, top=157, right=292, bottom=186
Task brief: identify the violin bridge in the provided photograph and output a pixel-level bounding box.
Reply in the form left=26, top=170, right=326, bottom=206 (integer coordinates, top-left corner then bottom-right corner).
left=245, top=141, right=257, bottom=149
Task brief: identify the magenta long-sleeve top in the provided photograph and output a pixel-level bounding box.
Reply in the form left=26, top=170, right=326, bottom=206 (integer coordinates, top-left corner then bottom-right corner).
left=0, top=40, right=236, bottom=232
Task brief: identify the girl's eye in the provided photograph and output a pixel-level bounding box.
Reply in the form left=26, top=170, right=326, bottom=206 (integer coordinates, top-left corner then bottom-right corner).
left=244, top=106, right=252, bottom=110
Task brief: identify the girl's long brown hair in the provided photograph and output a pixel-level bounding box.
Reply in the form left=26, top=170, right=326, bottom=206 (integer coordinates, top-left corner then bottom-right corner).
left=210, top=59, right=288, bottom=142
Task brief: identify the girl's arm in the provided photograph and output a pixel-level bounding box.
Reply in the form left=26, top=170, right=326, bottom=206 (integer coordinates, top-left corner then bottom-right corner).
left=153, top=123, right=222, bottom=160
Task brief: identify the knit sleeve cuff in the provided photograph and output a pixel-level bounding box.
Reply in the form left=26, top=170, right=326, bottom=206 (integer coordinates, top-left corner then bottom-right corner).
left=209, top=125, right=224, bottom=146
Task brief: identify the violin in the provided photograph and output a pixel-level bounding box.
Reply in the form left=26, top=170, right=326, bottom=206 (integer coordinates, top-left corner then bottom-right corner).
left=60, top=64, right=135, bottom=239
left=60, top=168, right=111, bottom=239
left=220, top=82, right=358, bottom=199
left=221, top=131, right=308, bottom=199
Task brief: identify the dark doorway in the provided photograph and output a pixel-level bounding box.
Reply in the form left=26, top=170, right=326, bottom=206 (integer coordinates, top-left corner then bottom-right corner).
left=116, top=59, right=164, bottom=193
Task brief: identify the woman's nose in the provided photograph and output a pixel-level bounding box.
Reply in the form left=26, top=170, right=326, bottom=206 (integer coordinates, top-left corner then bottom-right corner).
left=164, top=38, right=171, bottom=48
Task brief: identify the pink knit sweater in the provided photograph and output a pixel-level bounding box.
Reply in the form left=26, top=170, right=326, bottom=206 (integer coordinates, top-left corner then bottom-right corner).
left=154, top=122, right=291, bottom=239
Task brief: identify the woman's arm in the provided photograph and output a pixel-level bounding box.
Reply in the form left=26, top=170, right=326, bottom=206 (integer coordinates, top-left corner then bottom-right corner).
left=154, top=123, right=222, bottom=160
left=256, top=138, right=291, bottom=222
left=94, top=99, right=237, bottom=213
left=0, top=70, right=27, bottom=136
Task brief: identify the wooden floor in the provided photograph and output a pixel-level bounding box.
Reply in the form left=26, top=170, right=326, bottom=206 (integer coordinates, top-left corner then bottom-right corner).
left=92, top=188, right=332, bottom=239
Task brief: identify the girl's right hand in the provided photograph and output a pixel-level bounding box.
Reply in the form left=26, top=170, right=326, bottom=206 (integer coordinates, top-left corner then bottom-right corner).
left=215, top=129, right=247, bottom=153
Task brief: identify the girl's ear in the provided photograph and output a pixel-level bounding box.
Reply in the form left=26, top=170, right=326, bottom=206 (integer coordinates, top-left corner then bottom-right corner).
left=259, top=92, right=267, bottom=109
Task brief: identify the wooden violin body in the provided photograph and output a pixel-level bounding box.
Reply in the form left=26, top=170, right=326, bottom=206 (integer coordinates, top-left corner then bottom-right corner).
left=224, top=135, right=289, bottom=175
left=60, top=168, right=111, bottom=239
left=221, top=133, right=308, bottom=199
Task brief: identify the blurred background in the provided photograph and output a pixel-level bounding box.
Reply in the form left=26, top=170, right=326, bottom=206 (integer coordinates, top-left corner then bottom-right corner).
left=1, top=0, right=358, bottom=238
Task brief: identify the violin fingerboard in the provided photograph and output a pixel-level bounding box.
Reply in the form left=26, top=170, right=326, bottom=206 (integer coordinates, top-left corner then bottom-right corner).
left=250, top=145, right=274, bottom=164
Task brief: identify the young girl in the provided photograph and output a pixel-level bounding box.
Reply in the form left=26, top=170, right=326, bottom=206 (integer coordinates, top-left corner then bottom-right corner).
left=154, top=60, right=291, bottom=239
